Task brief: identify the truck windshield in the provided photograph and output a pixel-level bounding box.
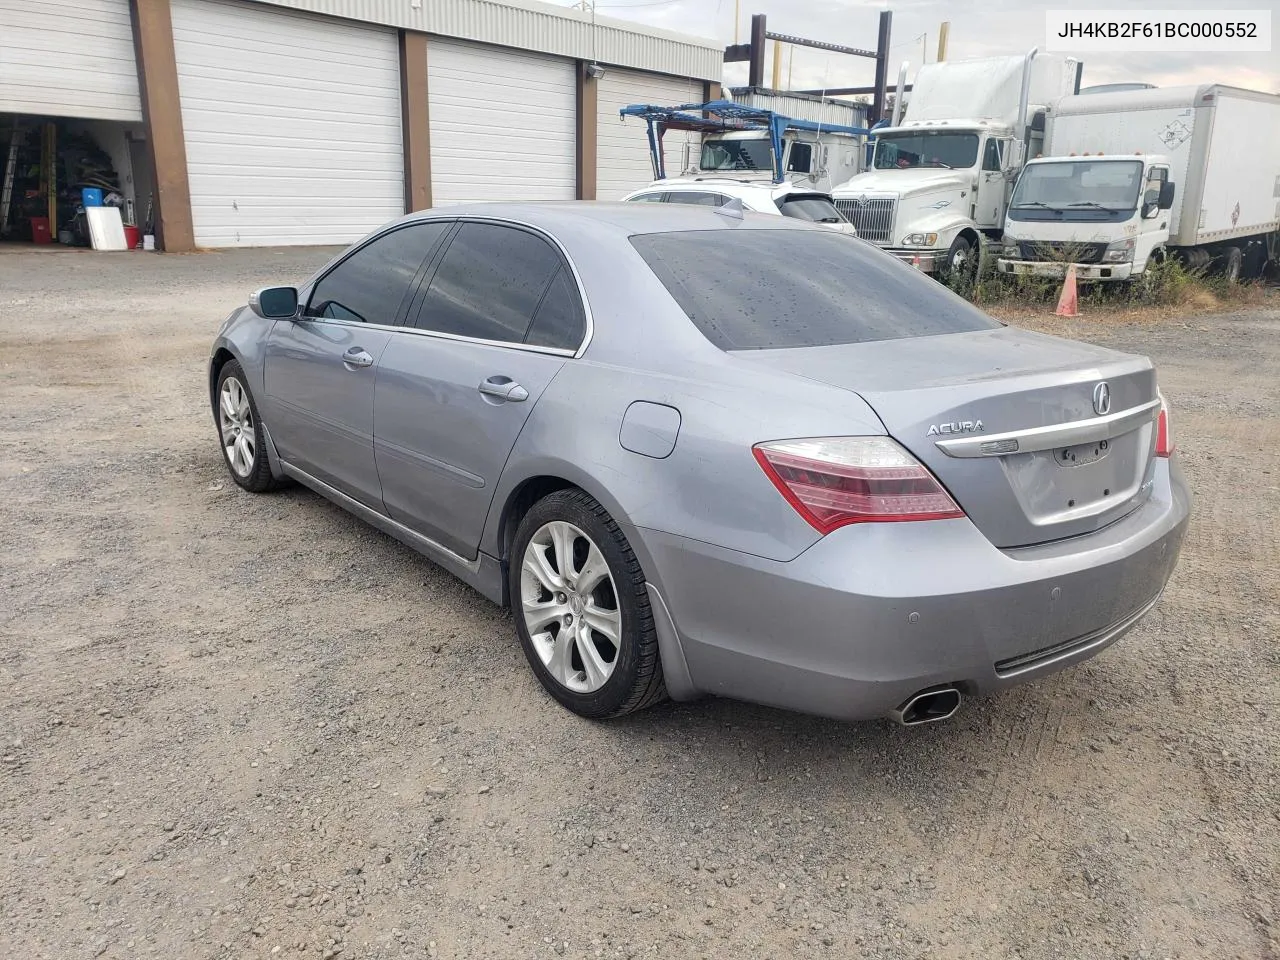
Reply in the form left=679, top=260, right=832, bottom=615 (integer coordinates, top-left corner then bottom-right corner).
left=872, top=132, right=979, bottom=170
left=1011, top=160, right=1143, bottom=210
left=701, top=138, right=772, bottom=172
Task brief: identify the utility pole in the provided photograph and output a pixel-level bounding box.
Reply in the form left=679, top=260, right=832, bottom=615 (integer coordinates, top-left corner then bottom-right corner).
left=734, top=0, right=740, bottom=43
left=937, top=21, right=949, bottom=61
left=871, top=10, right=892, bottom=124
left=772, top=38, right=782, bottom=88
left=748, top=13, right=766, bottom=86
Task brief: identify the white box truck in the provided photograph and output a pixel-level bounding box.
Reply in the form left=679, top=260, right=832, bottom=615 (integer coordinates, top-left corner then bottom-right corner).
left=998, top=85, right=1280, bottom=282
left=831, top=50, right=1080, bottom=276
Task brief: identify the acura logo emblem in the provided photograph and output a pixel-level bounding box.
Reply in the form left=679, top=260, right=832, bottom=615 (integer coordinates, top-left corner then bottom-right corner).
left=1093, top=382, right=1112, bottom=416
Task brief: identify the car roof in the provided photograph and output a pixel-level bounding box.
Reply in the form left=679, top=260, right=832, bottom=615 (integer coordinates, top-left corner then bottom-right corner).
left=398, top=201, right=816, bottom=237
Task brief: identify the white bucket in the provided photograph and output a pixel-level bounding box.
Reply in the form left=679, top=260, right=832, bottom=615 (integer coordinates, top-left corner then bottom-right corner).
left=142, top=234, right=156, bottom=251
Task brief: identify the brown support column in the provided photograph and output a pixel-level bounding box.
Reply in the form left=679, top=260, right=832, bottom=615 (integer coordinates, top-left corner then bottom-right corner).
left=575, top=62, right=598, bottom=201
left=399, top=30, right=432, bottom=212
left=128, top=0, right=194, bottom=252
left=704, top=80, right=723, bottom=103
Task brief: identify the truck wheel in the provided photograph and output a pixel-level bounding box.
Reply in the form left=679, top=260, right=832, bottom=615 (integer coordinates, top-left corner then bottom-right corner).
left=1219, top=246, right=1243, bottom=284
left=944, top=236, right=977, bottom=284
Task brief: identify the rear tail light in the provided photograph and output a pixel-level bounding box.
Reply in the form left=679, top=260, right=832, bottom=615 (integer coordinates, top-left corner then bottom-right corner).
left=1155, top=394, right=1173, bottom=457
left=753, top=437, right=964, bottom=534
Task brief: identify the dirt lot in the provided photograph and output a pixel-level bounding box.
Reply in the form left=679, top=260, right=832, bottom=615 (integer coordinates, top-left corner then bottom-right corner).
left=1, top=246, right=1276, bottom=960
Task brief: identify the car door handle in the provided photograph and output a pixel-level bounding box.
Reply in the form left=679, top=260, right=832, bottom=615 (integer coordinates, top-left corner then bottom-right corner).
left=478, top=376, right=529, bottom=403
left=342, top=348, right=374, bottom=369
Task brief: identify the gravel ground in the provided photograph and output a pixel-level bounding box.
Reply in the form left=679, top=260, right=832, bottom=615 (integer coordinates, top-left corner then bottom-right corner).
left=1, top=245, right=1276, bottom=960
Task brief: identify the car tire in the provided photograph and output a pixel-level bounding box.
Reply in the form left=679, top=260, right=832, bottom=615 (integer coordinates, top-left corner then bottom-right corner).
left=215, top=360, right=281, bottom=493
left=510, top=489, right=666, bottom=719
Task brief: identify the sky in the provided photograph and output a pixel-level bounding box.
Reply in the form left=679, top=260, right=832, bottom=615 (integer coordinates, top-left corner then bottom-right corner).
left=580, top=0, right=1279, bottom=95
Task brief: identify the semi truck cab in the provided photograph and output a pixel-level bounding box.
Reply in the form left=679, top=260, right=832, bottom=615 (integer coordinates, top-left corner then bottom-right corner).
left=998, top=154, right=1176, bottom=281
left=836, top=122, right=1015, bottom=273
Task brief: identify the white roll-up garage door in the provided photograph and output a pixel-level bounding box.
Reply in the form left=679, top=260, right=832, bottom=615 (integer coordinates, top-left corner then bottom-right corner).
left=170, top=0, right=403, bottom=247
left=427, top=39, right=576, bottom=206
left=596, top=69, right=703, bottom=201
left=0, top=0, right=141, bottom=121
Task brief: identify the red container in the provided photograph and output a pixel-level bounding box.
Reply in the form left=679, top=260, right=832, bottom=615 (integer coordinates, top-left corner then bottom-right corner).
left=30, top=217, right=52, bottom=244
left=122, top=224, right=141, bottom=250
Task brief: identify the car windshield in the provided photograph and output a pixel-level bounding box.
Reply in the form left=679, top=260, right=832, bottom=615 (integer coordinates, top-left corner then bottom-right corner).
left=700, top=138, right=772, bottom=172
left=1011, top=160, right=1144, bottom=210
left=776, top=196, right=846, bottom=224
left=631, top=229, right=999, bottom=350
left=872, top=132, right=980, bottom=170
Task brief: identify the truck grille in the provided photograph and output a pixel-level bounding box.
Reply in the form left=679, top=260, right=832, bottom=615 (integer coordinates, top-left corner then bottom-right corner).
left=1017, top=241, right=1108, bottom=265
left=835, top=198, right=895, bottom=244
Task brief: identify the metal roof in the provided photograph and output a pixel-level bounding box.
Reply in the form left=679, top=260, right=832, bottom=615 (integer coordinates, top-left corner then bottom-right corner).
left=249, top=0, right=724, bottom=80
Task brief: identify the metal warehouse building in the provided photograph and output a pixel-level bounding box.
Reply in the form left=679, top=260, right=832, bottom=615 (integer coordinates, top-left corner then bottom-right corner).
left=0, top=0, right=722, bottom=250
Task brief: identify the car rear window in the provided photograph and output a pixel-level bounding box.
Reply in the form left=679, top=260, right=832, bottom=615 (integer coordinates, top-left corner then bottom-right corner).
left=776, top=195, right=844, bottom=223
left=630, top=229, right=999, bottom=350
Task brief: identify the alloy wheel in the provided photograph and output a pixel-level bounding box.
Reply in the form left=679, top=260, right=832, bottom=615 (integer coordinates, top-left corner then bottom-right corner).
left=519, top=520, right=622, bottom=694
left=219, top=376, right=256, bottom=478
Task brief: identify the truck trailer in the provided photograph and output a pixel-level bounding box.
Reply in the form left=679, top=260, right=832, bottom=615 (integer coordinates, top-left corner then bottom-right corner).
left=998, top=84, right=1280, bottom=282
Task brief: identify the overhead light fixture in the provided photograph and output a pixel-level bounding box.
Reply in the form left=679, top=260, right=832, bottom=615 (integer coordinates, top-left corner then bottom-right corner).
left=584, top=63, right=606, bottom=80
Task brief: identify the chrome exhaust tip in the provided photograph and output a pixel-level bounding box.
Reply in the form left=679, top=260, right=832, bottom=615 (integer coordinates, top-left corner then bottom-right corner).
left=890, top=687, right=962, bottom=726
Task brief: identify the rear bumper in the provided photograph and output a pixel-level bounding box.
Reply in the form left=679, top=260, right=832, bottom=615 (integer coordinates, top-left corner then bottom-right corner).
left=997, top=258, right=1135, bottom=281
left=637, top=457, right=1190, bottom=722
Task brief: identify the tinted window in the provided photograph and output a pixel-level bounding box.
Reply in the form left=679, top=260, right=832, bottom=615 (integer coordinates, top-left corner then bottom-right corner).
left=631, top=229, right=999, bottom=351
left=777, top=195, right=845, bottom=223
left=982, top=139, right=1004, bottom=172
left=664, top=192, right=726, bottom=206
left=306, top=222, right=447, bottom=324
left=414, top=223, right=562, bottom=344
left=787, top=142, right=813, bottom=174
left=525, top=267, right=585, bottom=350
left=628, top=193, right=666, bottom=203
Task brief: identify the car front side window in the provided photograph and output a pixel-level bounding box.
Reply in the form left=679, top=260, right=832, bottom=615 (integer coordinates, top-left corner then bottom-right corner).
left=305, top=222, right=449, bottom=325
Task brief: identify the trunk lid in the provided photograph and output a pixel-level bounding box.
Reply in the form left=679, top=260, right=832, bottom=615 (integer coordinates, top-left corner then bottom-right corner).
left=738, top=327, right=1161, bottom=548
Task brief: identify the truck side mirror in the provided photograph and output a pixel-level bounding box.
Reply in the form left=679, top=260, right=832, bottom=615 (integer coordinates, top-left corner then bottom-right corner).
left=1158, top=181, right=1175, bottom=210
left=682, top=141, right=693, bottom=174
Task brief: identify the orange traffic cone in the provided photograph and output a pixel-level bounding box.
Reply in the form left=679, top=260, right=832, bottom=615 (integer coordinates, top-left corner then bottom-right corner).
left=1055, top=263, right=1079, bottom=317
left=911, top=254, right=922, bottom=270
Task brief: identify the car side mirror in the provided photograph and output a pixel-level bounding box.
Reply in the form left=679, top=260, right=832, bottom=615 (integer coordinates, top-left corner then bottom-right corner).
left=1142, top=201, right=1159, bottom=219
left=1158, top=181, right=1175, bottom=210
left=249, top=286, right=299, bottom=319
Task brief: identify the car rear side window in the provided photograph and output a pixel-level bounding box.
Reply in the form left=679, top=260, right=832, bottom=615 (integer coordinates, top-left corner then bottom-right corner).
left=413, top=223, right=566, bottom=345
left=306, top=222, right=448, bottom=325
left=631, top=229, right=999, bottom=350
left=663, top=192, right=728, bottom=206
left=776, top=195, right=844, bottom=223
left=524, top=267, right=586, bottom=350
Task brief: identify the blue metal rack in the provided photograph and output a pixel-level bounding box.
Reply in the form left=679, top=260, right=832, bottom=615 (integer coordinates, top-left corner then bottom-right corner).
left=619, top=100, right=869, bottom=183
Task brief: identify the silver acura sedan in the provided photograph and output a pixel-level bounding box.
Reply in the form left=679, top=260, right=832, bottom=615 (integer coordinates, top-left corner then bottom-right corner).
left=209, top=203, right=1189, bottom=725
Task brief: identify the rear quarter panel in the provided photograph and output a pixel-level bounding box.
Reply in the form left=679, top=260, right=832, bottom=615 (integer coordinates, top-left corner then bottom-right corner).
left=484, top=354, right=889, bottom=569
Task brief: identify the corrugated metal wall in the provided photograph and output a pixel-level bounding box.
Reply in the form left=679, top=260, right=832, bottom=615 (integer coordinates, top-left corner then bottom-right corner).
left=427, top=38, right=576, bottom=205
left=248, top=0, right=723, bottom=81
left=728, top=88, right=869, bottom=130
left=596, top=69, right=704, bottom=201
left=172, top=0, right=404, bottom=246
left=0, top=0, right=142, bottom=121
